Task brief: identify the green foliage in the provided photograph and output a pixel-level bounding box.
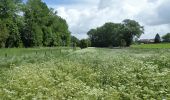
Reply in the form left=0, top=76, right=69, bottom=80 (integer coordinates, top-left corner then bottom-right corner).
left=71, top=36, right=80, bottom=47
left=162, top=33, right=170, bottom=42
left=79, top=39, right=91, bottom=49
left=0, top=0, right=70, bottom=48
left=87, top=19, right=144, bottom=47
left=0, top=0, right=18, bottom=18
left=0, top=48, right=169, bottom=99
left=154, top=33, right=161, bottom=43
left=42, top=27, right=53, bottom=46
left=0, top=20, right=9, bottom=48
left=5, top=22, right=21, bottom=47
left=0, top=0, right=22, bottom=48
left=122, top=19, right=144, bottom=46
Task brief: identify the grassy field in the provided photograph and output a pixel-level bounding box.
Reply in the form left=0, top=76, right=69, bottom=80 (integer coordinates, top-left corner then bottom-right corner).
left=131, top=43, right=170, bottom=49
left=0, top=47, right=170, bottom=100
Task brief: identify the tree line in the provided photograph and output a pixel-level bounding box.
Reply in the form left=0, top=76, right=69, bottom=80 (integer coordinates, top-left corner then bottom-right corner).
left=162, top=33, right=170, bottom=42
left=70, top=19, right=144, bottom=48
left=141, top=33, right=170, bottom=44
left=87, top=19, right=144, bottom=47
left=2, top=0, right=168, bottom=49
left=0, top=0, right=70, bottom=48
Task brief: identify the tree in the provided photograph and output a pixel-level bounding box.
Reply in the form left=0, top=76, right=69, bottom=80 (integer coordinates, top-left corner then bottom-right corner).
left=5, top=22, right=20, bottom=47
left=23, top=0, right=49, bottom=47
left=22, top=0, right=70, bottom=47
left=87, top=29, right=96, bottom=46
left=0, top=20, right=9, bottom=48
left=154, top=33, right=161, bottom=43
left=80, top=39, right=91, bottom=49
left=162, top=33, right=170, bottom=42
left=87, top=23, right=123, bottom=47
left=0, top=0, right=71, bottom=48
left=42, top=8, right=70, bottom=47
left=42, top=27, right=53, bottom=46
left=0, top=0, right=22, bottom=48
left=122, top=19, right=144, bottom=46
left=87, top=19, right=144, bottom=47
left=71, top=36, right=80, bottom=47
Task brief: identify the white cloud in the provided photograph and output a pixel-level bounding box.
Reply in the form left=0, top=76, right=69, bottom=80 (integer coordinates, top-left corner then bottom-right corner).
left=140, top=24, right=170, bottom=39
left=49, top=0, right=170, bottom=39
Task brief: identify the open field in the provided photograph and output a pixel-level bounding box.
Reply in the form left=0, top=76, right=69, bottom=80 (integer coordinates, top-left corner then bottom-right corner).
left=0, top=47, right=170, bottom=100
left=131, top=43, right=170, bottom=49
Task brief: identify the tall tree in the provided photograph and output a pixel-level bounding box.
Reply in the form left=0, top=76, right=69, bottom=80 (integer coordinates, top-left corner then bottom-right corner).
left=154, top=33, right=161, bottom=43
left=23, top=0, right=49, bottom=47
left=22, top=0, right=70, bottom=47
left=122, top=19, right=144, bottom=46
left=0, top=0, right=22, bottom=47
left=0, top=0, right=71, bottom=48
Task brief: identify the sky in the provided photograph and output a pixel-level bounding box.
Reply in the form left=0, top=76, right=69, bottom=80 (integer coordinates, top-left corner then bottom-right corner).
left=42, top=0, right=170, bottom=39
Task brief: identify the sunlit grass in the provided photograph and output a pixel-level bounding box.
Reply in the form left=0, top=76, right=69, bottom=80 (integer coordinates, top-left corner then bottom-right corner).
left=131, top=43, right=170, bottom=48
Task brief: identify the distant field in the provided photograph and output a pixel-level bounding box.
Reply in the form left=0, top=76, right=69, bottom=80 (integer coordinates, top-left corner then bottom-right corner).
left=131, top=43, right=170, bottom=48
left=0, top=47, right=170, bottom=99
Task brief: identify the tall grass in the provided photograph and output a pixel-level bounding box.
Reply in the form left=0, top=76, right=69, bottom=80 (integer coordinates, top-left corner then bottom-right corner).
left=0, top=47, right=170, bottom=99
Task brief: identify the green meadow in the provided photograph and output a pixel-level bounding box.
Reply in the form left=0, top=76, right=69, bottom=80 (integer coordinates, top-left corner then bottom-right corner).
left=131, top=43, right=170, bottom=49
left=0, top=47, right=170, bottom=100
